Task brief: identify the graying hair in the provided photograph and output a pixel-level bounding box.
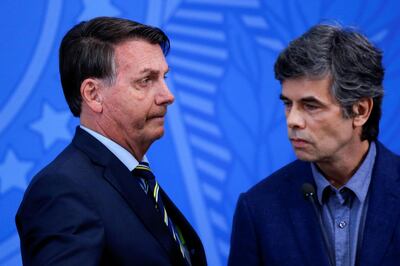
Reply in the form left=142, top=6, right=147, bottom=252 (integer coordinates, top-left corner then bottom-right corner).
left=274, top=23, right=384, bottom=141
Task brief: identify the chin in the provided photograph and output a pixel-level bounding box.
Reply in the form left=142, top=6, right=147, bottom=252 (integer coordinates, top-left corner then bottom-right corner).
left=152, top=128, right=165, bottom=140
left=294, top=151, right=317, bottom=162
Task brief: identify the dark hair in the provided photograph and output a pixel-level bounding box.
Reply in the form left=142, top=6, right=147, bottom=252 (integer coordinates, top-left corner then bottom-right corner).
left=274, top=24, right=384, bottom=141
left=59, top=16, right=170, bottom=117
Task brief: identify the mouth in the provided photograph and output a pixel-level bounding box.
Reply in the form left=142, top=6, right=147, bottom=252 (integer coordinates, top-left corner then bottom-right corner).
left=147, top=113, right=166, bottom=121
left=289, top=138, right=309, bottom=148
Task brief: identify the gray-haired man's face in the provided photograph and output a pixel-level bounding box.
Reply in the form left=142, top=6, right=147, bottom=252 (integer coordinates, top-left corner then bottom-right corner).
left=279, top=76, right=360, bottom=164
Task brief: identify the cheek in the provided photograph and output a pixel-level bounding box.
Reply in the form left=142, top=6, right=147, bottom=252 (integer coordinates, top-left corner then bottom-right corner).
left=314, top=119, right=354, bottom=146
left=105, top=94, right=135, bottom=122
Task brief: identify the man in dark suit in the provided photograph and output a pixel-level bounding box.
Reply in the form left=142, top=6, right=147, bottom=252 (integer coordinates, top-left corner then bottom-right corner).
left=16, top=17, right=206, bottom=266
left=229, top=24, right=400, bottom=266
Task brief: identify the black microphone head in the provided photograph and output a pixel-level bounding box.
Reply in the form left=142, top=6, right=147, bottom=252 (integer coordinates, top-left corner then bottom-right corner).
left=301, top=183, right=316, bottom=199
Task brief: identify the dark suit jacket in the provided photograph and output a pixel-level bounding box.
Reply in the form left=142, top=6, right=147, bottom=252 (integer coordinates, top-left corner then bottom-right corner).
left=228, top=142, right=400, bottom=266
left=16, top=127, right=206, bottom=266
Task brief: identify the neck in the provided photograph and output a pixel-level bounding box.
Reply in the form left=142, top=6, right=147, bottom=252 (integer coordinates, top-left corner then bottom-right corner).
left=316, top=140, right=370, bottom=188
left=80, top=117, right=148, bottom=161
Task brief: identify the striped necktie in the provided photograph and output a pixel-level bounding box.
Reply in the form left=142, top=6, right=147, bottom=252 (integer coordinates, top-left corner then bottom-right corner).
left=132, top=162, right=191, bottom=264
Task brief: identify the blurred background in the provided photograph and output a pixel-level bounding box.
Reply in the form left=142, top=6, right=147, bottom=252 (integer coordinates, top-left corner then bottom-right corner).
left=1, top=0, right=400, bottom=265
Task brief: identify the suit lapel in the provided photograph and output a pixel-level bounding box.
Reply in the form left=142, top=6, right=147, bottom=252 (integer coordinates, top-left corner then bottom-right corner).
left=103, top=163, right=185, bottom=265
left=160, top=188, right=206, bottom=265
left=286, top=161, right=331, bottom=266
left=358, top=142, right=400, bottom=266
left=72, top=128, right=185, bottom=265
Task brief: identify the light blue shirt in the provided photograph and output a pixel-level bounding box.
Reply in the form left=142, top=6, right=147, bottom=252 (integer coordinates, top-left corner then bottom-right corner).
left=312, top=142, right=376, bottom=266
left=80, top=125, right=148, bottom=171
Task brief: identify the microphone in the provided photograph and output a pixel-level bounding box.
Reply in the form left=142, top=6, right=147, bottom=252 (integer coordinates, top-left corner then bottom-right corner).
left=301, top=183, right=334, bottom=266
left=302, top=183, right=316, bottom=199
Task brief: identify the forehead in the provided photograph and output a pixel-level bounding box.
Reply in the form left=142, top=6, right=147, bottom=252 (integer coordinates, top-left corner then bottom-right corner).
left=113, top=39, right=168, bottom=73
left=281, top=76, right=335, bottom=102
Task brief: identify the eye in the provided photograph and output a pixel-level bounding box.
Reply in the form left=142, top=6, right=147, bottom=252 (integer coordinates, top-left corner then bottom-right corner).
left=138, top=76, right=153, bottom=87
left=282, top=100, right=292, bottom=109
left=303, top=103, right=319, bottom=111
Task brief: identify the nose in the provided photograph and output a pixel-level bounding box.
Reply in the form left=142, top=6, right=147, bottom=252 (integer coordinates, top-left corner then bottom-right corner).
left=156, top=80, right=175, bottom=105
left=286, top=106, right=305, bottom=129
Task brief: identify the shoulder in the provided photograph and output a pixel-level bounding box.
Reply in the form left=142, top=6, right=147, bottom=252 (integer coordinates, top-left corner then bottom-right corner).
left=15, top=142, right=106, bottom=264
left=233, top=160, right=311, bottom=219
left=374, top=141, right=400, bottom=178
left=244, top=160, right=310, bottom=200
left=18, top=143, right=102, bottom=215
left=231, top=160, right=312, bottom=243
left=16, top=142, right=106, bottom=230
left=376, top=141, right=400, bottom=163
left=28, top=141, right=101, bottom=190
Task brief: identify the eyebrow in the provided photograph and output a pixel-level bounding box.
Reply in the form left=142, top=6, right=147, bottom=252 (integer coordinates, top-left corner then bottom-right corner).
left=279, top=94, right=290, bottom=101
left=139, top=67, right=170, bottom=75
left=300, top=96, right=324, bottom=105
left=279, top=94, right=326, bottom=106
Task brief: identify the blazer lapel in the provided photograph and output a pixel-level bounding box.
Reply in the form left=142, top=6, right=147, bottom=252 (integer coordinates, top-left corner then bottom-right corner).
left=160, top=188, right=206, bottom=265
left=358, top=143, right=400, bottom=266
left=286, top=161, right=331, bottom=266
left=72, top=128, right=184, bottom=265
left=103, top=163, right=185, bottom=265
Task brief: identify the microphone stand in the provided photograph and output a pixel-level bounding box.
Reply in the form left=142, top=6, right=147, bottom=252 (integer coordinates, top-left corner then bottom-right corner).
left=302, top=183, right=335, bottom=266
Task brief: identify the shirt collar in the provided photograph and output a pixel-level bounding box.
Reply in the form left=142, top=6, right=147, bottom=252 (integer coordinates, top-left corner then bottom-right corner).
left=312, top=142, right=376, bottom=205
left=80, top=125, right=148, bottom=171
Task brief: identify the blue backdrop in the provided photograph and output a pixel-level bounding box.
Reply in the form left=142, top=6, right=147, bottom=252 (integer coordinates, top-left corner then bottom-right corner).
left=1, top=1, right=400, bottom=265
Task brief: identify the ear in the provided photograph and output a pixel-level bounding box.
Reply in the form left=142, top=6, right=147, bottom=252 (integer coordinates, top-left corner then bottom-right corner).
left=352, top=98, right=373, bottom=127
left=80, top=78, right=103, bottom=113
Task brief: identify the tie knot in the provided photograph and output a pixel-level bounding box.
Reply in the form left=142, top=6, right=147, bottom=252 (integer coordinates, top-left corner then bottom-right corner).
left=132, top=162, right=155, bottom=181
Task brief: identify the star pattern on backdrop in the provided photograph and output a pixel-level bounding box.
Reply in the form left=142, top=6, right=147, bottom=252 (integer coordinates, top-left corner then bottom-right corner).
left=0, top=150, right=33, bottom=194
left=78, top=0, right=121, bottom=21
left=30, top=103, right=72, bottom=149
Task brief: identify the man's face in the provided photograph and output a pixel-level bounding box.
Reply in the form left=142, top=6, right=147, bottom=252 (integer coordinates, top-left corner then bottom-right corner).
left=280, top=77, right=360, bottom=163
left=101, top=40, right=174, bottom=153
